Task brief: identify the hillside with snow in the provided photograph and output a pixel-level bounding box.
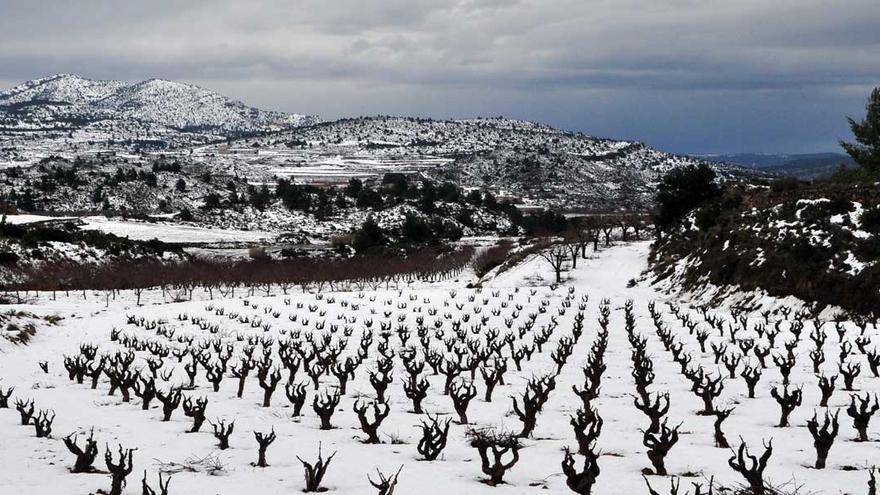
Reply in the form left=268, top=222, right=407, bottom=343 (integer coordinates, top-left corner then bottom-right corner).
left=650, top=180, right=880, bottom=314
left=0, top=74, right=316, bottom=133
left=204, top=116, right=757, bottom=211
left=0, top=80, right=764, bottom=250
left=0, top=76, right=757, bottom=213
left=0, top=74, right=317, bottom=163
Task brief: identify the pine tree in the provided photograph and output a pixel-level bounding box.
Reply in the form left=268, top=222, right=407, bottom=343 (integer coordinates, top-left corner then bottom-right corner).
left=352, top=217, right=386, bottom=253
left=840, top=87, right=880, bottom=173
left=653, top=164, right=719, bottom=234
left=345, top=178, right=363, bottom=198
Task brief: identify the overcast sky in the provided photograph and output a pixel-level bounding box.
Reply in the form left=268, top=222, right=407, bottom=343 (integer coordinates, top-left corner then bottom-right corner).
left=1, top=0, right=878, bottom=154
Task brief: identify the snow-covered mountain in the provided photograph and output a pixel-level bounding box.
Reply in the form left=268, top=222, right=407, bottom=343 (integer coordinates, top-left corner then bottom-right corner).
left=0, top=78, right=757, bottom=213
left=214, top=116, right=756, bottom=211
left=0, top=74, right=316, bottom=135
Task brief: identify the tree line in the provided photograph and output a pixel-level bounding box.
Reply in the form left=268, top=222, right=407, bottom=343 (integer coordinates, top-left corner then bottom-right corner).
left=2, top=247, right=475, bottom=300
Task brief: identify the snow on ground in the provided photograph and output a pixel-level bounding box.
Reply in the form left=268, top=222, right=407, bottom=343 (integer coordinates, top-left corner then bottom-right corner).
left=0, top=242, right=876, bottom=494
left=79, top=216, right=275, bottom=243
left=2, top=214, right=76, bottom=225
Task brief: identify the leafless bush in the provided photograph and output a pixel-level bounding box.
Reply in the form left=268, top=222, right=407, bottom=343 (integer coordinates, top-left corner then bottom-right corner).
left=209, top=419, right=234, bottom=450
left=297, top=443, right=337, bottom=492
left=15, top=397, right=34, bottom=425
left=104, top=444, right=134, bottom=495
left=643, top=419, right=680, bottom=476
left=770, top=385, right=802, bottom=427
left=367, top=466, right=403, bottom=495
left=253, top=427, right=276, bottom=467
left=846, top=393, right=879, bottom=442
left=313, top=388, right=341, bottom=430
left=32, top=408, right=55, bottom=438
left=63, top=429, right=99, bottom=473
left=467, top=427, right=521, bottom=486
left=0, top=386, right=13, bottom=408
left=182, top=396, right=208, bottom=433
left=417, top=414, right=451, bottom=461
left=562, top=447, right=600, bottom=495
left=728, top=438, right=772, bottom=495
left=806, top=410, right=839, bottom=469
left=353, top=399, right=390, bottom=444
left=142, top=471, right=171, bottom=495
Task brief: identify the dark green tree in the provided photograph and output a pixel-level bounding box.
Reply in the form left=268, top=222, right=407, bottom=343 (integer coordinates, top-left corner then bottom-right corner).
left=382, top=173, right=408, bottom=198
left=352, top=217, right=386, bottom=253
left=91, top=185, right=104, bottom=204
left=401, top=214, right=433, bottom=244
left=419, top=181, right=437, bottom=213
left=345, top=178, right=363, bottom=198
left=483, top=191, right=498, bottom=211
left=248, top=185, right=272, bottom=211
left=356, top=188, right=383, bottom=210
left=142, top=172, right=158, bottom=188
left=437, top=182, right=461, bottom=203
left=334, top=192, right=348, bottom=209
left=466, top=189, right=483, bottom=206
left=314, top=190, right=333, bottom=221
left=16, top=189, right=36, bottom=211
left=203, top=192, right=222, bottom=210
left=840, top=86, right=880, bottom=173
left=653, top=164, right=720, bottom=236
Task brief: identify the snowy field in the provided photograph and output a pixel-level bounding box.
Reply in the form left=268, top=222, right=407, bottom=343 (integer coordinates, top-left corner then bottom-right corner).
left=0, top=242, right=877, bottom=494
left=2, top=213, right=275, bottom=244
left=1, top=213, right=77, bottom=225
left=78, top=216, right=275, bottom=243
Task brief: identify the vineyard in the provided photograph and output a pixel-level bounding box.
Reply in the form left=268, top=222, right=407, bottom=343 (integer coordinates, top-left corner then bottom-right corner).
left=0, top=242, right=876, bottom=494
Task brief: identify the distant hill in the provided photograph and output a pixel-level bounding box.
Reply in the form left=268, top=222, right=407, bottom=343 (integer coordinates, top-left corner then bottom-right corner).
left=0, top=77, right=758, bottom=214
left=0, top=74, right=317, bottom=146
left=220, top=116, right=757, bottom=211
left=698, top=152, right=854, bottom=179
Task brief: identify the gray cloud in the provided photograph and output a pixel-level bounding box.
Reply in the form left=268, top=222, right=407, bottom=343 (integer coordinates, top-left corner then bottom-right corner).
left=0, top=0, right=877, bottom=153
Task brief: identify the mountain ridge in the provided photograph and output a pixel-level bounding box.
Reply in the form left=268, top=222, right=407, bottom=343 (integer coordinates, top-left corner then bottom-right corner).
left=203, top=115, right=757, bottom=211
left=0, top=76, right=758, bottom=214
left=0, top=73, right=318, bottom=134
left=698, top=152, right=854, bottom=179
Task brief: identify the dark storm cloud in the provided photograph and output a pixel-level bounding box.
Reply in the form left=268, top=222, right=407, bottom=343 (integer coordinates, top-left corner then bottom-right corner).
left=0, top=0, right=877, bottom=153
